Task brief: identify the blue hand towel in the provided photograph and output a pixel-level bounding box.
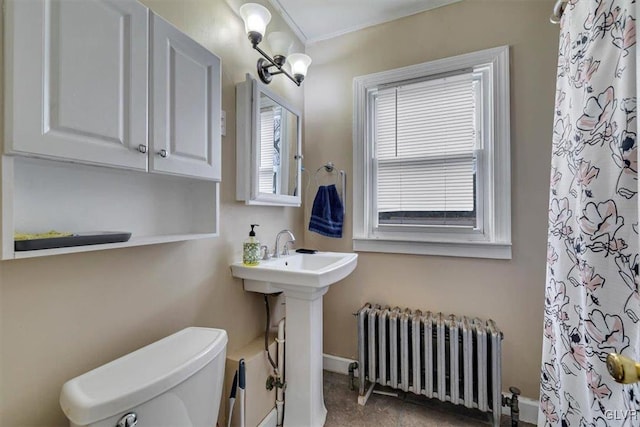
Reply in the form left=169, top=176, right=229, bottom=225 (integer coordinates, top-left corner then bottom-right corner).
left=309, top=184, right=343, bottom=238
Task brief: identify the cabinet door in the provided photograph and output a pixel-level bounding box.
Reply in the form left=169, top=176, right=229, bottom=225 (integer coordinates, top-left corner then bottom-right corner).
left=5, top=0, right=148, bottom=170
left=150, top=14, right=222, bottom=181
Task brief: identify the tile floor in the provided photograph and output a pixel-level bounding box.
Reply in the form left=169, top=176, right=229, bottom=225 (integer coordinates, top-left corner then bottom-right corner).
left=323, top=371, right=535, bottom=427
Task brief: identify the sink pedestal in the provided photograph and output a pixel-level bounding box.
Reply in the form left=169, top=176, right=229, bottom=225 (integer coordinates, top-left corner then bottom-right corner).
left=230, top=252, right=359, bottom=427
left=278, top=285, right=329, bottom=427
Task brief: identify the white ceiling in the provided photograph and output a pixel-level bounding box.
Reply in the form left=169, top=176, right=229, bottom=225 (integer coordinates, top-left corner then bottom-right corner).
left=267, top=0, right=462, bottom=44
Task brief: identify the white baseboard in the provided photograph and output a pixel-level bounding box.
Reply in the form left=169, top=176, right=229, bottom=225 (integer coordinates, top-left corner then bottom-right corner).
left=322, top=353, right=538, bottom=425
left=323, top=353, right=359, bottom=376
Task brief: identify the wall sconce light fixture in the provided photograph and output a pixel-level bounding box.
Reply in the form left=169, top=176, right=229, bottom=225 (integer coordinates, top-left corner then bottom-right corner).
left=239, top=3, right=312, bottom=86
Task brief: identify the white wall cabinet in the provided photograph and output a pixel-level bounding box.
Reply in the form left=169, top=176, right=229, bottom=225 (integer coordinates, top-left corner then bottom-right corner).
left=5, top=0, right=222, bottom=181
left=151, top=15, right=222, bottom=181
left=6, top=0, right=149, bottom=170
left=2, top=0, right=222, bottom=259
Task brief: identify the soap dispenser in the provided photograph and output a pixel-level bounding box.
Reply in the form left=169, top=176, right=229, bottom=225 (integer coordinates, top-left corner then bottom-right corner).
left=243, top=224, right=261, bottom=266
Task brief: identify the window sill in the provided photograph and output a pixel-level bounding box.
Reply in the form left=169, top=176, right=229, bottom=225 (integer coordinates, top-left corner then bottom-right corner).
left=352, top=238, right=512, bottom=260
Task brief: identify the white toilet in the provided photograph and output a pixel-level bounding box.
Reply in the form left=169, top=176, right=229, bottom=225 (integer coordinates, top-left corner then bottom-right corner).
left=60, top=327, right=228, bottom=427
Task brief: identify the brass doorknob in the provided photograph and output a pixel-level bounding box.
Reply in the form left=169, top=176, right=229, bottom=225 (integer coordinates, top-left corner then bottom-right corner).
left=607, top=353, right=640, bottom=384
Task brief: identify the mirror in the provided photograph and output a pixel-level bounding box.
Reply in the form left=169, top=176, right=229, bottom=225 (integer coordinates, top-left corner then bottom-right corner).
left=236, top=74, right=302, bottom=206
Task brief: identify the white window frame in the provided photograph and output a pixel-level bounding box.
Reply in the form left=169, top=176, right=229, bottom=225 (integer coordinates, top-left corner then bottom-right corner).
left=352, top=46, right=511, bottom=259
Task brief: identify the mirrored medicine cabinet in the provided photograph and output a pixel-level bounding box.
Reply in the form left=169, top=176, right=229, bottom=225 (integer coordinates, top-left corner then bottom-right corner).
left=236, top=74, right=302, bottom=207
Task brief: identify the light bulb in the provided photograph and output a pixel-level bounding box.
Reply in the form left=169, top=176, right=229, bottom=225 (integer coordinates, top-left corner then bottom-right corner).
left=286, top=53, right=312, bottom=83
left=239, top=3, right=271, bottom=45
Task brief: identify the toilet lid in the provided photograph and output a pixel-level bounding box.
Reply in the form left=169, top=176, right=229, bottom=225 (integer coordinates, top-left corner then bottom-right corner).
left=59, top=327, right=227, bottom=425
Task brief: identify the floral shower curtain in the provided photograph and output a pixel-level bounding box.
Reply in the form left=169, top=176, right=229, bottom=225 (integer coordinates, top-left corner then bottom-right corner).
left=540, top=0, right=639, bottom=425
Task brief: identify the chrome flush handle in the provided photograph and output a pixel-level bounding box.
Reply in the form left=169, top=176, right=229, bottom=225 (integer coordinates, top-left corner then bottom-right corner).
left=116, top=412, right=138, bottom=427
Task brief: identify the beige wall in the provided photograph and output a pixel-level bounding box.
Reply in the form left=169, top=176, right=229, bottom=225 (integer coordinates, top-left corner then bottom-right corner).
left=1, top=0, right=560, bottom=424
left=304, top=0, right=559, bottom=399
left=0, top=1, right=304, bottom=426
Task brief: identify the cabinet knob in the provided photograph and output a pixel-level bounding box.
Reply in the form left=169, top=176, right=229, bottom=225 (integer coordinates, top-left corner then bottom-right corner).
left=158, top=149, right=168, bottom=158
left=137, top=144, right=147, bottom=154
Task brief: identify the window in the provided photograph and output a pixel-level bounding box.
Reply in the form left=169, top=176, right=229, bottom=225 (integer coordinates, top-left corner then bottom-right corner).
left=352, top=46, right=511, bottom=259
left=376, top=74, right=477, bottom=227
left=259, top=106, right=280, bottom=194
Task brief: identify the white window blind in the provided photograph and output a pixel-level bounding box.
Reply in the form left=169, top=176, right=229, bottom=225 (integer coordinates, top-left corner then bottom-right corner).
left=375, top=73, right=478, bottom=223
left=259, top=109, right=275, bottom=193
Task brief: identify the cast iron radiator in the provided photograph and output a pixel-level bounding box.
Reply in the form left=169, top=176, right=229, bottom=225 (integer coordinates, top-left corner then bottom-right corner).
left=356, top=303, right=503, bottom=427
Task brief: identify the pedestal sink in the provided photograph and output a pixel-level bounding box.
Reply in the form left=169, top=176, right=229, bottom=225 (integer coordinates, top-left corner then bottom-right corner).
left=231, top=252, right=358, bottom=427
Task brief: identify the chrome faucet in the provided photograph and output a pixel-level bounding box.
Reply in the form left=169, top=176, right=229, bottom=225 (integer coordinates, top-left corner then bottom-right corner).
left=274, top=230, right=295, bottom=258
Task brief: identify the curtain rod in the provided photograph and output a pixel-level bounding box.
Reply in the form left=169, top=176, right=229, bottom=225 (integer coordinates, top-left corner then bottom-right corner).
left=550, top=0, right=567, bottom=24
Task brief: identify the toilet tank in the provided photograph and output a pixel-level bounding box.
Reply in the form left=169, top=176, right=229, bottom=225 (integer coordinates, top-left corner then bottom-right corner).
left=60, top=327, right=228, bottom=427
